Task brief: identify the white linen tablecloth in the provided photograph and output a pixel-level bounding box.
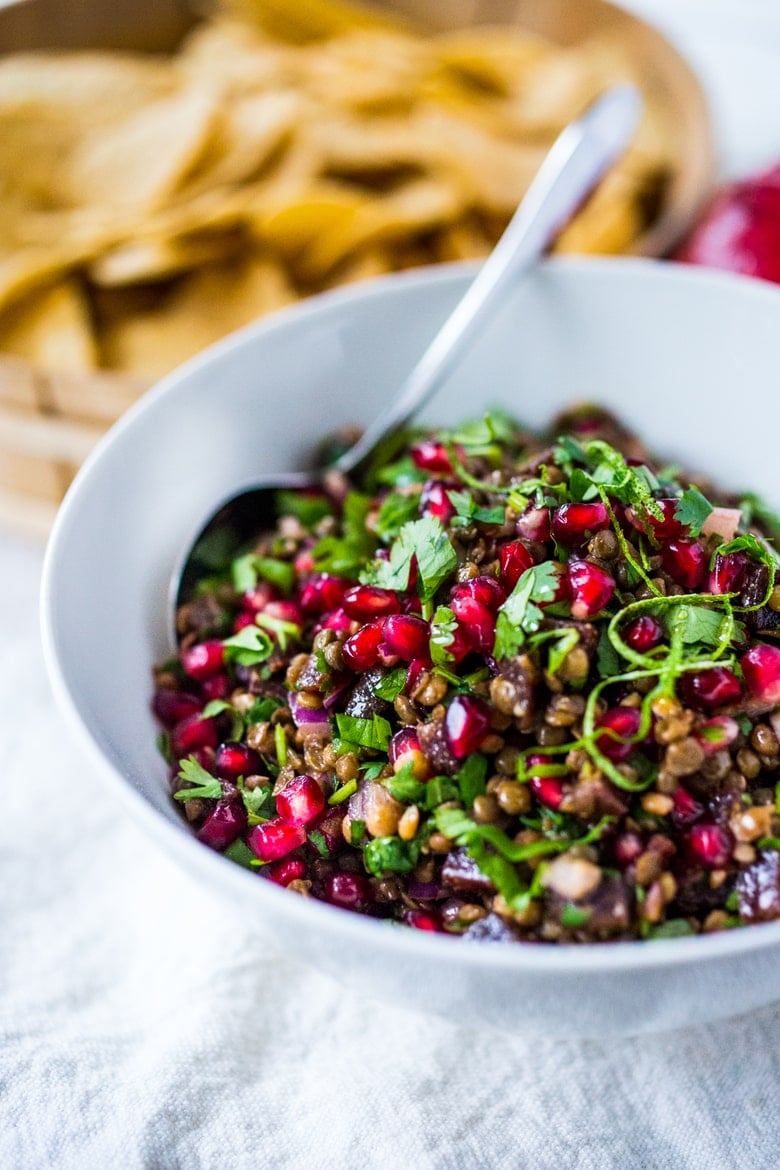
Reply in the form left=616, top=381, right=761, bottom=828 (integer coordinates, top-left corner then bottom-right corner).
left=3, top=4, right=780, bottom=1167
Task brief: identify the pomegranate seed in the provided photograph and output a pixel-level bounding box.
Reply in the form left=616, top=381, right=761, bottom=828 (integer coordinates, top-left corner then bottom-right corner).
left=249, top=818, right=306, bottom=862
left=681, top=667, right=743, bottom=710
left=343, top=585, right=401, bottom=621
left=516, top=505, right=551, bottom=543
left=313, top=806, right=347, bottom=855
left=276, top=774, right=326, bottom=825
left=420, top=479, right=456, bottom=522
left=498, top=541, right=535, bottom=590
left=410, top=440, right=453, bottom=474
left=567, top=560, right=616, bottom=620
left=671, top=787, right=704, bottom=828
left=661, top=538, right=707, bottom=590
left=389, top=727, right=432, bottom=780
left=299, top=574, right=349, bottom=616
left=266, top=858, right=307, bottom=887
left=325, top=871, right=373, bottom=909
left=314, top=607, right=352, bottom=633
left=171, top=713, right=218, bottom=757
left=685, top=822, right=734, bottom=868
left=233, top=611, right=256, bottom=634
left=451, top=576, right=506, bottom=612
left=152, top=689, right=201, bottom=727
left=342, top=619, right=385, bottom=670
left=741, top=643, right=780, bottom=704
left=594, top=706, right=642, bottom=762
left=294, top=549, right=316, bottom=574
left=444, top=694, right=491, bottom=757
left=403, top=908, right=442, bottom=931
left=405, top=657, right=432, bottom=694
left=201, top=673, right=230, bottom=702
left=215, top=741, right=262, bottom=780
left=180, top=640, right=225, bottom=681
left=381, top=614, right=430, bottom=660
left=242, top=583, right=277, bottom=612
left=614, top=831, right=644, bottom=867
left=528, top=770, right=564, bottom=810
left=695, top=716, right=739, bottom=755
left=447, top=622, right=474, bottom=663
left=622, top=615, right=664, bottom=653
left=449, top=595, right=495, bottom=654
left=626, top=498, right=684, bottom=539
left=196, top=799, right=247, bottom=851
left=552, top=502, right=609, bottom=545
left=709, top=551, right=750, bottom=596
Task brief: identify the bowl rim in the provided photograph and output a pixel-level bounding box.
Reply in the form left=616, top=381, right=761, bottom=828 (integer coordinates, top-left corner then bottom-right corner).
left=41, top=254, right=780, bottom=974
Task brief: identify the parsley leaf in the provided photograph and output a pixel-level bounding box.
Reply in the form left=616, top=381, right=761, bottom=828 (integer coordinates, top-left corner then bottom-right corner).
left=674, top=486, right=713, bottom=536
left=222, top=625, right=274, bottom=666
left=173, top=756, right=223, bottom=801
left=240, top=782, right=275, bottom=821
left=494, top=562, right=559, bottom=658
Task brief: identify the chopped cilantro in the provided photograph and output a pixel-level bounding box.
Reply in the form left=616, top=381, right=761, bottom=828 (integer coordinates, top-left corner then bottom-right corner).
left=245, top=696, right=284, bottom=724
left=455, top=754, right=488, bottom=806
left=385, top=763, right=426, bottom=804
left=429, top=605, right=458, bottom=665
left=350, top=819, right=366, bottom=846
left=240, top=782, right=275, bottom=822
left=308, top=829, right=330, bottom=858
left=222, top=625, right=274, bottom=666
left=312, top=492, right=377, bottom=577
left=362, top=517, right=457, bottom=601
left=547, top=627, right=580, bottom=676
left=493, top=562, right=559, bottom=658
left=173, top=756, right=223, bottom=801
left=222, top=839, right=258, bottom=870
left=674, top=486, right=713, bottom=536
left=447, top=488, right=505, bottom=527
left=375, top=491, right=420, bottom=540
left=334, top=712, right=392, bottom=753
left=646, top=918, right=696, bottom=940
left=255, top=610, right=300, bottom=651
left=372, top=666, right=408, bottom=702
left=360, top=760, right=387, bottom=780
left=560, top=904, right=592, bottom=928
left=363, top=836, right=419, bottom=877
left=202, top=698, right=244, bottom=739
left=275, top=489, right=331, bottom=528
left=231, top=554, right=295, bottom=596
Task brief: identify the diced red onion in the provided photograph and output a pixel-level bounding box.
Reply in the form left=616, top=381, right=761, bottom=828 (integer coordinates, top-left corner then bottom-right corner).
left=289, top=692, right=329, bottom=726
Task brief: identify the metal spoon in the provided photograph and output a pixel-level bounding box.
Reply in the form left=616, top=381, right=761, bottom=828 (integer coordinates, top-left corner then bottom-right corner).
left=172, top=84, right=641, bottom=634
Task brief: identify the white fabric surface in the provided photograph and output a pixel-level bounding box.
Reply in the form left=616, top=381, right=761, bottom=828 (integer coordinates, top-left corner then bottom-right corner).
left=3, top=5, right=780, bottom=1167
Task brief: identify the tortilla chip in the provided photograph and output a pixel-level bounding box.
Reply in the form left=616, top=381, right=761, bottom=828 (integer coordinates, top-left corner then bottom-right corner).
left=0, top=280, right=97, bottom=372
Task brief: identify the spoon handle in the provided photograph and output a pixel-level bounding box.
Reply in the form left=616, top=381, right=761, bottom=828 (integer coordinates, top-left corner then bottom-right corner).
left=336, top=84, right=642, bottom=477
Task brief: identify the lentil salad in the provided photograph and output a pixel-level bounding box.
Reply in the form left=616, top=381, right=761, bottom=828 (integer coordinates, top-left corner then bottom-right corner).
left=153, top=406, right=780, bottom=943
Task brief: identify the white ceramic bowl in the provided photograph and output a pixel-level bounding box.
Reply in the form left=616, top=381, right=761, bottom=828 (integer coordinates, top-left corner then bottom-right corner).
left=42, top=258, right=780, bottom=1037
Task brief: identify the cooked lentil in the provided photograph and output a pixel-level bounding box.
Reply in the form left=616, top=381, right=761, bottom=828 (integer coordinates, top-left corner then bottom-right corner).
left=153, top=406, right=780, bottom=942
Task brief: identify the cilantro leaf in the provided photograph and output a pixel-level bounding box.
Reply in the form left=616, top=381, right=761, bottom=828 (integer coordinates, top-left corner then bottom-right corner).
left=241, top=783, right=275, bottom=821
left=455, top=754, right=488, bottom=806
left=231, top=554, right=295, bottom=596
left=275, top=490, right=332, bottom=528
left=245, top=696, right=284, bottom=723
left=430, top=605, right=458, bottom=665
left=308, top=828, right=330, bottom=858
left=674, top=486, right=713, bottom=536
left=173, top=756, right=223, bottom=801
left=222, top=625, right=274, bottom=666
left=385, top=762, right=426, bottom=804
left=372, top=666, right=408, bottom=702
left=334, top=713, right=392, bottom=752
left=223, top=839, right=257, bottom=869
left=312, top=492, right=377, bottom=577
left=375, top=492, right=420, bottom=541
left=363, top=836, right=420, bottom=877
left=362, top=517, right=457, bottom=602
left=494, top=562, right=559, bottom=658
left=447, top=489, right=505, bottom=528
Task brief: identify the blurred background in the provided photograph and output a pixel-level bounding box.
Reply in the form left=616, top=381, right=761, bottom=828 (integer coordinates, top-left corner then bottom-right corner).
left=0, top=0, right=777, bottom=537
